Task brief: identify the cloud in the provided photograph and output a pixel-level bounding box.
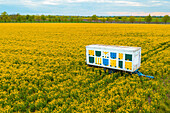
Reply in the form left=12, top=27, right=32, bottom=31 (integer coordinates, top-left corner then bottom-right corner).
left=114, top=1, right=146, bottom=6
left=0, top=0, right=169, bottom=7
left=151, top=1, right=160, bottom=3
left=22, top=0, right=40, bottom=6
left=42, top=0, right=60, bottom=5
left=106, top=12, right=170, bottom=16
left=41, top=0, right=146, bottom=6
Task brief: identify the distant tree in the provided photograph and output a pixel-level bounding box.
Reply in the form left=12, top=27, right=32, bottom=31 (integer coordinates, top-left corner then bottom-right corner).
left=108, top=18, right=113, bottom=23
left=129, top=16, right=135, bottom=23
left=16, top=14, right=22, bottom=22
left=52, top=18, right=55, bottom=22
left=162, top=15, right=169, bottom=24
left=122, top=16, right=127, bottom=23
left=102, top=17, right=106, bottom=23
left=28, top=16, right=33, bottom=22
left=1, top=11, right=8, bottom=22
left=79, top=17, right=83, bottom=22
left=35, top=15, right=41, bottom=22
left=41, top=15, right=46, bottom=22
left=64, top=18, right=68, bottom=22
left=26, top=15, right=30, bottom=20
left=1, top=11, right=7, bottom=16
left=137, top=17, right=142, bottom=23
left=106, top=17, right=110, bottom=21
left=75, top=17, right=80, bottom=23
left=22, top=16, right=26, bottom=22
left=155, top=18, right=159, bottom=23
left=145, top=14, right=152, bottom=23
left=106, top=17, right=112, bottom=23
left=58, top=18, right=61, bottom=22
left=115, top=17, right=119, bottom=22
left=70, top=17, right=74, bottom=22
left=87, top=18, right=92, bottom=22
left=49, top=18, right=52, bottom=22
left=54, top=16, right=57, bottom=22
left=9, top=14, right=16, bottom=22
left=32, top=15, right=35, bottom=21
left=91, top=15, right=98, bottom=22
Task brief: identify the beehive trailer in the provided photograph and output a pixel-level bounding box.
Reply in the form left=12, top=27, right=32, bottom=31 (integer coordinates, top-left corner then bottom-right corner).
left=86, top=44, right=154, bottom=79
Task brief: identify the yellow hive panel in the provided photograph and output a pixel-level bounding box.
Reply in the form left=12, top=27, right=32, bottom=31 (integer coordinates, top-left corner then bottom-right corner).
left=103, top=52, right=108, bottom=55
left=110, top=59, right=116, bottom=67
left=95, top=57, right=101, bottom=65
left=89, top=50, right=94, bottom=56
left=119, top=53, right=123, bottom=60
left=125, top=62, right=132, bottom=70
left=95, top=57, right=97, bottom=64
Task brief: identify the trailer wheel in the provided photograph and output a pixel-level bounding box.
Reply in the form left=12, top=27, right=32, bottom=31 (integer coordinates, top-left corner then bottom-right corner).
left=104, top=68, right=106, bottom=73
left=108, top=69, right=113, bottom=74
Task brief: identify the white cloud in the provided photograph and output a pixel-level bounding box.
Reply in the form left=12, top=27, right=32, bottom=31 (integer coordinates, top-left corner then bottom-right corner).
left=0, top=0, right=169, bottom=7
left=151, top=1, right=160, bottom=3
left=106, top=12, right=170, bottom=16
left=41, top=0, right=146, bottom=6
left=42, top=0, right=63, bottom=5
left=114, top=1, right=146, bottom=6
left=22, top=0, right=39, bottom=6
left=42, top=0, right=145, bottom=6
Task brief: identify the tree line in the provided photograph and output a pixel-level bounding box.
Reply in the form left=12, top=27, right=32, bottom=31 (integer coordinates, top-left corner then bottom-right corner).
left=0, top=11, right=84, bottom=23
left=0, top=11, right=169, bottom=24
left=91, top=14, right=169, bottom=24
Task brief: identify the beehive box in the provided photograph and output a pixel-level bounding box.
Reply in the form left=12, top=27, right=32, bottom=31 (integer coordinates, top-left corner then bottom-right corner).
left=86, top=44, right=141, bottom=72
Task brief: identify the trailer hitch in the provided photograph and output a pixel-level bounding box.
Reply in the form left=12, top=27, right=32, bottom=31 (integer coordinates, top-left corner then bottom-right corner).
left=133, top=69, right=154, bottom=79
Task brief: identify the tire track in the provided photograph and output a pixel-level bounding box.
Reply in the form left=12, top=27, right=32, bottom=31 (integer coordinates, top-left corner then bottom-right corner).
left=141, top=41, right=170, bottom=63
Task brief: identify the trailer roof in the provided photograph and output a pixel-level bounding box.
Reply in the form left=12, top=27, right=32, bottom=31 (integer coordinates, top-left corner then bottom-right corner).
left=86, top=44, right=141, bottom=52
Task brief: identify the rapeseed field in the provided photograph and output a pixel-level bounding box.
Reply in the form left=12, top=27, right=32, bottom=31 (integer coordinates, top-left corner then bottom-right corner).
left=0, top=23, right=169, bottom=112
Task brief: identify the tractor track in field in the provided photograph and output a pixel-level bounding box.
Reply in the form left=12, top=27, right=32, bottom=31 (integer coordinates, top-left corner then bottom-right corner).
left=141, top=41, right=170, bottom=63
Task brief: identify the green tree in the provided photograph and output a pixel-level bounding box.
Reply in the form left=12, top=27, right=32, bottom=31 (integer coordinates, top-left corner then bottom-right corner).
left=31, top=15, right=35, bottom=22
left=22, top=16, right=26, bottom=22
left=108, top=18, right=113, bottom=23
left=79, top=17, right=83, bottom=22
left=26, top=15, right=30, bottom=21
left=106, top=17, right=110, bottom=21
left=58, top=18, right=61, bottom=22
left=129, top=16, right=135, bottom=23
left=162, top=15, right=169, bottom=24
left=115, top=17, right=119, bottom=22
left=137, top=17, right=142, bottom=23
left=155, top=18, right=159, bottom=23
left=145, top=14, right=152, bottom=23
left=16, top=14, right=22, bottom=22
left=70, top=17, right=74, bottom=22
left=1, top=11, right=8, bottom=22
left=64, top=18, right=68, bottom=22
left=122, top=16, right=127, bottom=23
left=49, top=18, right=52, bottom=22
left=87, top=18, right=92, bottom=22
left=91, top=14, right=98, bottom=22
left=35, top=15, right=41, bottom=22
left=28, top=15, right=33, bottom=22
left=41, top=15, right=46, bottom=22
left=102, top=17, right=106, bottom=23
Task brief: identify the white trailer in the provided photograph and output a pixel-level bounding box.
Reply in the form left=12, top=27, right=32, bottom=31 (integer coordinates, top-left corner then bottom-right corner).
left=86, top=44, right=141, bottom=72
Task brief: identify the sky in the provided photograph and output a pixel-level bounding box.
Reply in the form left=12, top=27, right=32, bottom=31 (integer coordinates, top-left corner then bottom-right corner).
left=0, top=0, right=170, bottom=16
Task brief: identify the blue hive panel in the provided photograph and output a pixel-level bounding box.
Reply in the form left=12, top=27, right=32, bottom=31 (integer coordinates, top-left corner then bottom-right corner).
left=110, top=52, right=117, bottom=59
left=103, top=58, right=109, bottom=66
